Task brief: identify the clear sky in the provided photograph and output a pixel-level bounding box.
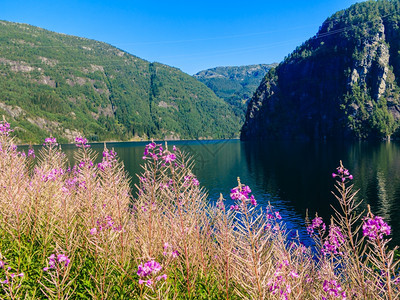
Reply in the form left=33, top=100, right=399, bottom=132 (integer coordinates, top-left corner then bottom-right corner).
left=2, top=0, right=362, bottom=75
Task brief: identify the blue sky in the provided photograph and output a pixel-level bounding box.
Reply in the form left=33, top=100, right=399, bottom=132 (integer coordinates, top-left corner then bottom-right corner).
left=3, top=0, right=361, bottom=75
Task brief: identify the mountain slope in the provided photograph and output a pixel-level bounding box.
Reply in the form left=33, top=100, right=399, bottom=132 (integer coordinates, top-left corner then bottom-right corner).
left=0, top=21, right=241, bottom=143
left=194, top=64, right=277, bottom=122
left=241, top=0, right=400, bottom=141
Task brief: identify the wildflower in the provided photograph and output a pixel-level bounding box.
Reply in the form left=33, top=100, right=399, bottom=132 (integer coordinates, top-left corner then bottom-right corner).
left=146, top=279, right=153, bottom=287
left=332, top=165, right=353, bottom=183
left=250, top=195, right=257, bottom=206
left=90, top=228, right=97, bottom=235
left=0, top=261, right=4, bottom=268
left=290, top=271, right=299, bottom=278
left=322, top=224, right=345, bottom=255
left=173, top=145, right=177, bottom=151
left=230, top=187, right=245, bottom=201
left=275, top=211, right=282, bottom=219
left=44, top=137, right=58, bottom=146
left=307, top=216, right=326, bottom=235
left=322, top=280, right=346, bottom=298
left=137, top=260, right=162, bottom=278
left=44, top=253, right=70, bottom=271
left=28, top=148, right=35, bottom=158
left=171, top=250, right=179, bottom=258
left=192, top=178, right=199, bottom=186
left=363, top=215, right=391, bottom=240
left=0, top=121, right=13, bottom=136
left=230, top=205, right=239, bottom=211
left=157, top=274, right=167, bottom=281
left=75, top=136, right=90, bottom=148
left=163, top=153, right=176, bottom=163
left=143, top=142, right=161, bottom=160
left=57, top=254, right=70, bottom=267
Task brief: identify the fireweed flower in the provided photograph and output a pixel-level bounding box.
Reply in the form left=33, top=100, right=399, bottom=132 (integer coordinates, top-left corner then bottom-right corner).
left=0, top=121, right=13, bottom=136
left=28, top=148, right=35, bottom=158
left=137, top=260, right=163, bottom=277
left=163, top=153, right=176, bottom=164
left=230, top=205, right=240, bottom=211
left=322, top=279, right=346, bottom=299
left=142, top=142, right=162, bottom=160
left=250, top=195, right=257, bottom=206
left=332, top=165, right=353, bottom=183
left=171, top=250, right=179, bottom=258
left=43, top=253, right=70, bottom=271
left=363, top=215, right=391, bottom=240
left=322, top=224, right=345, bottom=255
left=98, top=149, right=117, bottom=170
left=75, top=136, right=90, bottom=148
left=307, top=216, right=326, bottom=235
left=44, top=137, right=58, bottom=146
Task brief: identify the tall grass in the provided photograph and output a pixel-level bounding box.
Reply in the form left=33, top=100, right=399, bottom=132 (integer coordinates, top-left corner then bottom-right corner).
left=0, top=120, right=399, bottom=299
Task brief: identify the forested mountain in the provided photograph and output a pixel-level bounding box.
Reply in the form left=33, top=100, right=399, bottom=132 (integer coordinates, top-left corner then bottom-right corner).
left=194, top=64, right=277, bottom=122
left=0, top=21, right=241, bottom=144
left=241, top=0, right=400, bottom=141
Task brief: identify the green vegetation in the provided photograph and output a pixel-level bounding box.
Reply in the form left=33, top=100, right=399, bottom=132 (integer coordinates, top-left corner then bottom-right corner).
left=242, top=0, right=400, bottom=141
left=0, top=21, right=241, bottom=144
left=194, top=64, right=277, bottom=123
left=1, top=125, right=400, bottom=299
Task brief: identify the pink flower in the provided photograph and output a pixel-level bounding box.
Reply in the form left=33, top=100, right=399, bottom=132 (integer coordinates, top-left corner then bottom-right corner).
left=157, top=274, right=167, bottom=281
left=290, top=271, right=299, bottom=278
left=250, top=195, right=257, bottom=206
left=75, top=136, right=90, bottom=148
left=0, top=121, right=13, bottom=136
left=363, top=215, right=391, bottom=240
left=192, top=178, right=199, bottom=186
left=163, top=153, right=176, bottom=163
left=90, top=228, right=97, bottom=235
left=44, top=137, right=58, bottom=146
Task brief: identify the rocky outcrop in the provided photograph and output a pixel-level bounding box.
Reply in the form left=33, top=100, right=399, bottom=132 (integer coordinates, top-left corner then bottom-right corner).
left=241, top=0, right=400, bottom=140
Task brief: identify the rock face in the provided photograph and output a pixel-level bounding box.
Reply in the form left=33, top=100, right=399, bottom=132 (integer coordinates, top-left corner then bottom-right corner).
left=241, top=0, right=400, bottom=141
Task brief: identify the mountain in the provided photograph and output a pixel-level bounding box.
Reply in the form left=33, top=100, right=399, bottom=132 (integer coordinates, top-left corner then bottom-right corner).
left=241, top=0, right=400, bottom=141
left=194, top=64, right=277, bottom=122
left=0, top=21, right=241, bottom=144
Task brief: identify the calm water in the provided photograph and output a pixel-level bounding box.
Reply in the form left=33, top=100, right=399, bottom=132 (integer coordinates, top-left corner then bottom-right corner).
left=55, top=139, right=400, bottom=246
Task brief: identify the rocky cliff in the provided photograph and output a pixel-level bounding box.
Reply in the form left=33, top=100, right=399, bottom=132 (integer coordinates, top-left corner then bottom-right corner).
left=241, top=0, right=400, bottom=140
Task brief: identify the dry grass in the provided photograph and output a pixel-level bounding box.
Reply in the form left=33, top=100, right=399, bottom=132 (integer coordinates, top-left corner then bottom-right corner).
left=0, top=121, right=399, bottom=299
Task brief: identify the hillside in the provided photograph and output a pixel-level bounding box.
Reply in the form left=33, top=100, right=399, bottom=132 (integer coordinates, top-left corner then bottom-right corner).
left=0, top=21, right=241, bottom=144
left=241, top=0, right=400, bottom=141
left=194, top=64, right=277, bottom=122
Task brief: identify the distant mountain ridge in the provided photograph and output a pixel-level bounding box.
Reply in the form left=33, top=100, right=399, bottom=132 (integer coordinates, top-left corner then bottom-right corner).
left=194, top=64, right=277, bottom=122
left=0, top=21, right=241, bottom=144
left=241, top=0, right=400, bottom=141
